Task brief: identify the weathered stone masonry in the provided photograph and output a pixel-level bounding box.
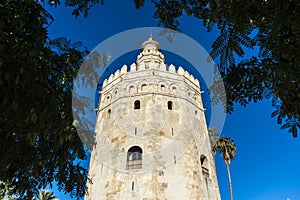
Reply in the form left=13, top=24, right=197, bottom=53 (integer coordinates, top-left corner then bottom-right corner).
left=85, top=37, right=221, bottom=200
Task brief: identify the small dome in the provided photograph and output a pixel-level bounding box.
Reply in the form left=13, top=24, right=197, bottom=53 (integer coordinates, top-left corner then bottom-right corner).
left=141, top=36, right=161, bottom=50
left=136, top=36, right=165, bottom=65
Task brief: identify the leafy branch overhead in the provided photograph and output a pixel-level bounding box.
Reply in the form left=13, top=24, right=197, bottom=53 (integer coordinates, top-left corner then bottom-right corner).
left=132, top=0, right=300, bottom=137
left=0, top=1, right=90, bottom=199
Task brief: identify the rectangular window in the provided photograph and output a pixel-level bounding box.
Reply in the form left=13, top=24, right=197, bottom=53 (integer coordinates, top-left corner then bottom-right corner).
left=132, top=181, right=134, bottom=191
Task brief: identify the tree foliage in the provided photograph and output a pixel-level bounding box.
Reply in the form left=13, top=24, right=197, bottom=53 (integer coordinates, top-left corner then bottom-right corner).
left=208, top=127, right=220, bottom=147
left=33, top=190, right=58, bottom=200
left=213, top=136, right=236, bottom=165
left=105, top=0, right=300, bottom=138
left=142, top=0, right=300, bottom=137
left=0, top=181, right=15, bottom=200
left=0, top=1, right=89, bottom=199
left=213, top=136, right=236, bottom=200
left=47, top=0, right=104, bottom=18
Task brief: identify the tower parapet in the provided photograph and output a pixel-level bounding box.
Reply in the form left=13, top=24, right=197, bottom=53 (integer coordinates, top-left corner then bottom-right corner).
left=102, top=64, right=200, bottom=90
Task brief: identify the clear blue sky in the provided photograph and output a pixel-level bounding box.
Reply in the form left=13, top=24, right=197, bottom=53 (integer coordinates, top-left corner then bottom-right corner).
left=46, top=1, right=300, bottom=200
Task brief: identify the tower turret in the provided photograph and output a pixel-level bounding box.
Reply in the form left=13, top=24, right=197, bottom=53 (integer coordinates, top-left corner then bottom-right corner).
left=136, top=36, right=165, bottom=65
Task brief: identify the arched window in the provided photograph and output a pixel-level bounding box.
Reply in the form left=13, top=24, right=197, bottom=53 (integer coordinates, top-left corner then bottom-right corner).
left=200, top=155, right=209, bottom=177
left=168, top=101, right=173, bottom=110
left=127, top=146, right=143, bottom=170
left=193, top=94, right=197, bottom=100
left=201, top=154, right=210, bottom=197
left=134, top=100, right=140, bottom=109
left=105, top=95, right=111, bottom=104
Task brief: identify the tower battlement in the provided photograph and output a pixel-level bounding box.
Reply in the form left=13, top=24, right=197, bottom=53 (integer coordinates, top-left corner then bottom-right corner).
left=98, top=62, right=205, bottom=113
left=102, top=63, right=200, bottom=91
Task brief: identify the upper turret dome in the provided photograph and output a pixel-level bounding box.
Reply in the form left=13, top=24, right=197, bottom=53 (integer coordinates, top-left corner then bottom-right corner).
left=136, top=36, right=165, bottom=65
left=140, top=36, right=161, bottom=50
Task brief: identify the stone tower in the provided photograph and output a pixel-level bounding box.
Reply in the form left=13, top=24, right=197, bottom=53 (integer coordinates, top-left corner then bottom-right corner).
left=85, top=37, right=221, bottom=200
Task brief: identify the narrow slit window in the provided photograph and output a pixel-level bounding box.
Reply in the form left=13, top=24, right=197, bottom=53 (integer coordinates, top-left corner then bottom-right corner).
left=134, top=100, right=140, bottom=109
left=108, top=109, right=111, bottom=118
left=174, top=156, right=176, bottom=164
left=168, top=101, right=173, bottom=110
left=132, top=181, right=135, bottom=191
left=172, top=128, right=174, bottom=136
left=135, top=127, right=137, bottom=135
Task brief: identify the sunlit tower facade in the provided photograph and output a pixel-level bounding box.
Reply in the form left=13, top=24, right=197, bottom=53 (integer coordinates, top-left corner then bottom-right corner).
left=85, top=37, right=221, bottom=200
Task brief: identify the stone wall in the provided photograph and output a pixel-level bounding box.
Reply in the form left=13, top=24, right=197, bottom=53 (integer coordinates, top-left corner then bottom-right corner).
left=85, top=38, right=220, bottom=200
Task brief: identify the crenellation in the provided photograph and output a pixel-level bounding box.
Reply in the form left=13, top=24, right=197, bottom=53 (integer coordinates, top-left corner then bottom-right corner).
left=190, top=74, right=195, bottom=83
left=121, top=64, right=127, bottom=74
left=168, top=64, right=176, bottom=73
left=103, top=79, right=108, bottom=88
left=178, top=66, right=185, bottom=75
left=115, top=69, right=121, bottom=77
left=108, top=74, right=114, bottom=83
left=195, top=79, right=200, bottom=87
left=130, top=63, right=137, bottom=71
left=159, top=63, right=166, bottom=71
left=184, top=70, right=190, bottom=78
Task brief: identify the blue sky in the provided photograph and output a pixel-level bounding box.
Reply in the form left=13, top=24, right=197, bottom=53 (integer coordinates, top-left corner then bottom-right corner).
left=46, top=1, right=300, bottom=200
